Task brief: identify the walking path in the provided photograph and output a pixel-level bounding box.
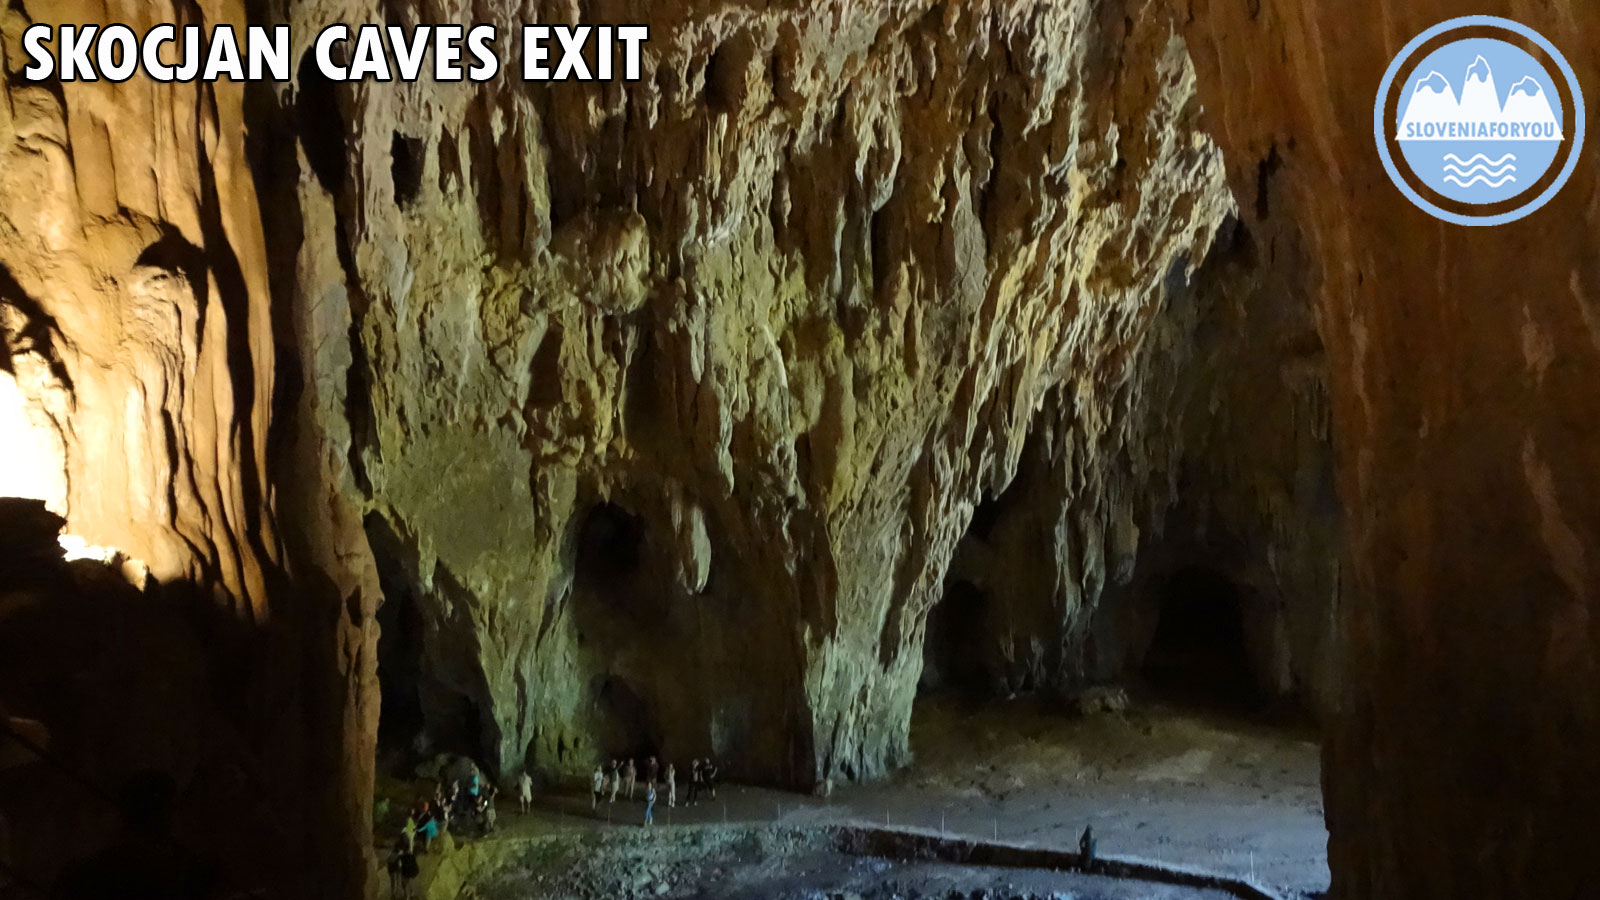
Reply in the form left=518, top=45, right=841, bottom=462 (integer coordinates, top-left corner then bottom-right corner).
left=382, top=698, right=1327, bottom=898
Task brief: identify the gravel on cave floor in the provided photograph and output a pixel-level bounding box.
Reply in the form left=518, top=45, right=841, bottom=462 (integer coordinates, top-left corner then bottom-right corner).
left=466, top=827, right=1243, bottom=900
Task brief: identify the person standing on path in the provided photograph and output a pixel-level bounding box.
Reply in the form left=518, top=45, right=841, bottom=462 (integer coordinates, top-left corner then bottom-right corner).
left=387, top=840, right=419, bottom=900
left=624, top=758, right=637, bottom=800
left=445, top=781, right=462, bottom=827
left=592, top=764, right=605, bottom=810
left=397, top=841, right=420, bottom=899
left=645, top=756, right=659, bottom=791
left=517, top=770, right=533, bottom=814
left=609, top=759, right=622, bottom=803
left=643, top=782, right=656, bottom=826
left=687, top=759, right=702, bottom=806
left=416, top=803, right=439, bottom=852
left=703, top=759, right=719, bottom=799
left=665, top=763, right=676, bottom=808
left=401, top=811, right=417, bottom=853
left=478, top=793, right=497, bottom=835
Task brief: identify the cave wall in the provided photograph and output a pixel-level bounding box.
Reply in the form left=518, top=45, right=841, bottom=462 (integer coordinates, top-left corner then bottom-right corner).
left=939, top=215, right=1340, bottom=712
left=4, top=0, right=1594, bottom=896
left=266, top=0, right=1244, bottom=787
left=1167, top=1, right=1600, bottom=897
left=0, top=1, right=378, bottom=896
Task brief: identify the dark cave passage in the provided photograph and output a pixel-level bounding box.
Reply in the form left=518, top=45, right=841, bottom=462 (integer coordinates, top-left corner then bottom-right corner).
left=372, top=579, right=490, bottom=765
left=574, top=501, right=648, bottom=603
left=368, top=515, right=489, bottom=767
left=569, top=501, right=670, bottom=764
left=390, top=132, right=424, bottom=210
left=591, top=675, right=662, bottom=763
left=919, top=579, right=992, bottom=697
left=374, top=574, right=426, bottom=750
left=1140, top=565, right=1264, bottom=713
left=294, top=49, right=345, bottom=194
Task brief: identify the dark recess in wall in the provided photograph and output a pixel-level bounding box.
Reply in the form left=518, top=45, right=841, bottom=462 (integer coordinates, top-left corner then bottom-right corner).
left=593, top=676, right=661, bottom=763
left=366, top=513, right=489, bottom=766
left=391, top=133, right=425, bottom=210
left=1141, top=565, right=1262, bottom=712
left=296, top=49, right=346, bottom=195
left=373, top=569, right=426, bottom=752
left=575, top=502, right=647, bottom=603
left=920, top=579, right=992, bottom=696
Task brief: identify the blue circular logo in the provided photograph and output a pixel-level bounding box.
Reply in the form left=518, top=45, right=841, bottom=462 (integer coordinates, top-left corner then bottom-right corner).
left=1375, top=16, right=1585, bottom=226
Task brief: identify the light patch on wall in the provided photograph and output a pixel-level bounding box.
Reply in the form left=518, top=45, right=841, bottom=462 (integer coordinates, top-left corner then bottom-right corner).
left=57, top=534, right=152, bottom=591
left=0, top=370, right=68, bottom=514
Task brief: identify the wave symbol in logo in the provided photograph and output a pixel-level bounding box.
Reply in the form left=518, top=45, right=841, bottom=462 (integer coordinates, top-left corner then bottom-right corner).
left=1442, top=153, right=1517, bottom=188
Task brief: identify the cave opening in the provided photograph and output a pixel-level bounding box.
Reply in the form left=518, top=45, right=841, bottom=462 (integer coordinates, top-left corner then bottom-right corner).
left=295, top=49, right=346, bottom=194
left=374, top=575, right=425, bottom=753
left=574, top=501, right=647, bottom=602
left=390, top=132, right=424, bottom=210
left=918, top=579, right=991, bottom=697
left=1140, top=565, right=1263, bottom=713
left=368, top=514, right=490, bottom=769
left=592, top=675, right=661, bottom=763
left=372, top=576, right=491, bottom=766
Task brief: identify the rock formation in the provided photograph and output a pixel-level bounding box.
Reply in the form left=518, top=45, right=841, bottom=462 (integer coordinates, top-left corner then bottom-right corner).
left=0, top=0, right=1348, bottom=892
left=1168, top=2, right=1600, bottom=897
left=932, top=215, right=1339, bottom=712
left=0, top=1, right=377, bottom=895
left=254, top=0, right=1335, bottom=796
left=21, top=1, right=1594, bottom=899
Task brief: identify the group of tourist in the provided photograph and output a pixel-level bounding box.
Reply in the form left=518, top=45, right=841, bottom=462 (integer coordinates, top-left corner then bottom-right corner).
left=591, top=756, right=719, bottom=825
left=385, top=766, right=526, bottom=897
left=379, top=753, right=716, bottom=894
left=408, top=769, right=504, bottom=849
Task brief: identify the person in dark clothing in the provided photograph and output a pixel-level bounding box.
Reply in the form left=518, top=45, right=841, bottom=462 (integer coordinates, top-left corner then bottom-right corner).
left=702, top=759, right=719, bottom=799
left=51, top=770, right=223, bottom=900
left=386, top=840, right=419, bottom=899
left=476, top=791, right=497, bottom=836
left=687, top=759, right=703, bottom=806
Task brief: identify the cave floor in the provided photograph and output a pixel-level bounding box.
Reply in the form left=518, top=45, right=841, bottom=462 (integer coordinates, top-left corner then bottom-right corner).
left=388, top=697, right=1326, bottom=898
left=851, top=694, right=1328, bottom=895
left=460, top=825, right=1246, bottom=900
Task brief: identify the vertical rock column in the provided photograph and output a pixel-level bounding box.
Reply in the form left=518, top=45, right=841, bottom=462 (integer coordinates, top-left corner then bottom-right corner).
left=0, top=2, right=379, bottom=896
left=1173, top=1, right=1600, bottom=897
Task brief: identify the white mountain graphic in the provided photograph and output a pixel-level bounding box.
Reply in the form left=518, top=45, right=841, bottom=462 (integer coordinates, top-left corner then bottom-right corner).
left=1458, top=55, right=1499, bottom=118
left=1504, top=76, right=1560, bottom=125
left=1398, top=55, right=1562, bottom=142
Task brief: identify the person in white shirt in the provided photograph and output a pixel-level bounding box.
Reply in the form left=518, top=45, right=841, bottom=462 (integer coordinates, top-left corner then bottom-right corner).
left=517, top=770, right=533, bottom=814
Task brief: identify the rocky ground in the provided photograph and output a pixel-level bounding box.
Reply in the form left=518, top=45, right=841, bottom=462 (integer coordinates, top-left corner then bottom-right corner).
left=465, top=827, right=1242, bottom=900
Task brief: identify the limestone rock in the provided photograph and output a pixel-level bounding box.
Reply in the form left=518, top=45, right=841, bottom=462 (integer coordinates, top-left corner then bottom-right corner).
left=268, top=0, right=1243, bottom=789
left=1168, top=2, right=1600, bottom=897
left=0, top=1, right=378, bottom=895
